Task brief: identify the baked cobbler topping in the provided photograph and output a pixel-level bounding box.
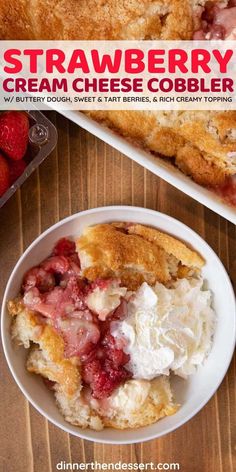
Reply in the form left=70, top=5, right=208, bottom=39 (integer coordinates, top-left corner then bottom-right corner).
left=194, top=0, right=236, bottom=39
left=9, top=223, right=215, bottom=430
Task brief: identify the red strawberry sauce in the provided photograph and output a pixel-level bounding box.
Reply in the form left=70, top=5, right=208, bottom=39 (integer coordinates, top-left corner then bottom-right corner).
left=213, top=175, right=236, bottom=207
left=22, top=238, right=131, bottom=399
left=194, top=1, right=236, bottom=40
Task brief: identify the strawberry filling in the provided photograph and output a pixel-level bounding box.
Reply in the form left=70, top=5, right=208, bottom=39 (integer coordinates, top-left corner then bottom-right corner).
left=22, top=238, right=131, bottom=398
left=52, top=238, right=77, bottom=257
left=213, top=174, right=236, bottom=206
left=56, top=315, right=100, bottom=357
left=194, top=1, right=236, bottom=39
left=81, top=333, right=131, bottom=399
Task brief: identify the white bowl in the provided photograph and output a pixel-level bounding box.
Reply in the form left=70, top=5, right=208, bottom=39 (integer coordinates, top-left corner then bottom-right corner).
left=1, top=206, right=236, bottom=444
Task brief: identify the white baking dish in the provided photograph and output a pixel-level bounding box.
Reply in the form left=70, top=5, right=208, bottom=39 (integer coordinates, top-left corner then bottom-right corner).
left=59, top=110, right=236, bottom=224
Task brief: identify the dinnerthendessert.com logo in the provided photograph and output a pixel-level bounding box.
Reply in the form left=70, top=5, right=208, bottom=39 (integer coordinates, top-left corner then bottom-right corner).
left=56, top=461, right=180, bottom=471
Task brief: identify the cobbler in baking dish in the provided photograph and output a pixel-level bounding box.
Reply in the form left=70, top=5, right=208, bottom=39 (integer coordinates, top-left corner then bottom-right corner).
left=9, top=223, right=216, bottom=430
left=2, top=0, right=235, bottom=41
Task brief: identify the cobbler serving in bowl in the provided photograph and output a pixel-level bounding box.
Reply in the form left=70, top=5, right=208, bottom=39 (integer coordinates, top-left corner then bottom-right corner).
left=8, top=222, right=216, bottom=431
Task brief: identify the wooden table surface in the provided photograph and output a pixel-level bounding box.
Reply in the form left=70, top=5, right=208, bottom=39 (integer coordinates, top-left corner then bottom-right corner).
left=0, top=112, right=235, bottom=472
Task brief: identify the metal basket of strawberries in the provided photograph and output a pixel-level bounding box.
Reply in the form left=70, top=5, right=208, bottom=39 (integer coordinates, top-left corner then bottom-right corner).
left=0, top=110, right=58, bottom=207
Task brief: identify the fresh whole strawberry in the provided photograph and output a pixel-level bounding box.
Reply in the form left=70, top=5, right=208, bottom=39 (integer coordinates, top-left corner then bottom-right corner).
left=0, top=111, right=29, bottom=160
left=0, top=153, right=10, bottom=197
left=9, top=159, right=27, bottom=184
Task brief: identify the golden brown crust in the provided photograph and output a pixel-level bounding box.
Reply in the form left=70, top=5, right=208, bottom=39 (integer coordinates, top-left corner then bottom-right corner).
left=103, top=377, right=179, bottom=429
left=176, top=145, right=227, bottom=186
left=87, top=110, right=236, bottom=186
left=125, top=223, right=205, bottom=268
left=27, top=346, right=80, bottom=397
left=54, top=377, right=178, bottom=430
left=83, top=265, right=161, bottom=291
left=0, top=0, right=193, bottom=40
left=7, top=298, right=25, bottom=316
left=78, top=223, right=170, bottom=287
left=9, top=302, right=80, bottom=396
left=177, top=115, right=236, bottom=163
left=77, top=222, right=204, bottom=290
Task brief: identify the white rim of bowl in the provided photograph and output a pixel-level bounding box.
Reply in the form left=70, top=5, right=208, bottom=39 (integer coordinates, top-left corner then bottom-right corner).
left=1, top=205, right=236, bottom=444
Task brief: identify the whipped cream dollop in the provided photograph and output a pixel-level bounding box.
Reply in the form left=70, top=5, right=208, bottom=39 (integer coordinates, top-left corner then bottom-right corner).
left=111, top=279, right=215, bottom=379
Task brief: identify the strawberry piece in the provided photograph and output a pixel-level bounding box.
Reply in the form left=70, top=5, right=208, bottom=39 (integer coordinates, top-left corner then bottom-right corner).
left=52, top=238, right=81, bottom=272
left=91, top=371, right=115, bottom=399
left=82, top=359, right=102, bottom=385
left=0, top=111, right=29, bottom=161
left=52, top=238, right=76, bottom=257
left=82, top=355, right=131, bottom=399
left=23, top=267, right=55, bottom=293
left=103, top=359, right=131, bottom=383
left=9, top=159, right=27, bottom=184
left=82, top=360, right=115, bottom=399
left=41, top=256, right=70, bottom=274
left=81, top=332, right=131, bottom=399
left=59, top=317, right=101, bottom=358
left=0, top=153, right=10, bottom=197
left=106, top=347, right=130, bottom=369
